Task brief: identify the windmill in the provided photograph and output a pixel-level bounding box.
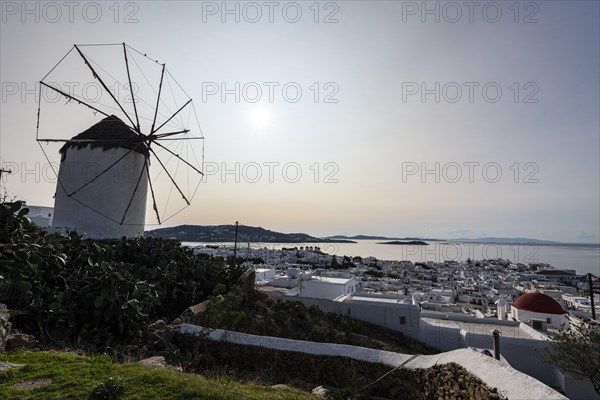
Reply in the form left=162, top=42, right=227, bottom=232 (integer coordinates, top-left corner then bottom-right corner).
left=36, top=43, right=204, bottom=238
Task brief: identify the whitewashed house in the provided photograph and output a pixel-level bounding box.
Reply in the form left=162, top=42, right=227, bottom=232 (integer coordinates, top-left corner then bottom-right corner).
left=21, top=204, right=54, bottom=228
left=254, top=266, right=276, bottom=282
left=298, top=276, right=356, bottom=300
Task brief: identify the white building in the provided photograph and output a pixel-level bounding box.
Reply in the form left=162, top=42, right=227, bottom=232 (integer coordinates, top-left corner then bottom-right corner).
left=298, top=276, right=356, bottom=300
left=254, top=266, right=276, bottom=282
left=419, top=312, right=596, bottom=399
left=534, top=270, right=580, bottom=285
left=52, top=116, right=148, bottom=239
left=22, top=205, right=53, bottom=228
left=413, top=288, right=454, bottom=305
left=508, top=292, right=569, bottom=330
left=496, top=297, right=512, bottom=321
left=562, top=294, right=600, bottom=316
left=340, top=293, right=420, bottom=337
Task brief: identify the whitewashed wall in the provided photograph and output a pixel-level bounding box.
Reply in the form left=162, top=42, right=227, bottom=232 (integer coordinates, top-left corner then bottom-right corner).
left=510, top=308, right=569, bottom=329
left=420, top=315, right=597, bottom=399
left=52, top=146, right=148, bottom=238
left=180, top=323, right=568, bottom=400
left=300, top=279, right=354, bottom=300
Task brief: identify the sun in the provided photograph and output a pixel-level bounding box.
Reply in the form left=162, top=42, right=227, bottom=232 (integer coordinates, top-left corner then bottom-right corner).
left=247, top=104, right=272, bottom=132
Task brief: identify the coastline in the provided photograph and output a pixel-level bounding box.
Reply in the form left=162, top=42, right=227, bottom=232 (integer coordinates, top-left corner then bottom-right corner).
left=182, top=239, right=600, bottom=276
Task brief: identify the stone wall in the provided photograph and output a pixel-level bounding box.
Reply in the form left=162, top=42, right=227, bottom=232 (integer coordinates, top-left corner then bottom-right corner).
left=175, top=323, right=567, bottom=400
left=173, top=332, right=502, bottom=400
left=0, top=304, right=11, bottom=352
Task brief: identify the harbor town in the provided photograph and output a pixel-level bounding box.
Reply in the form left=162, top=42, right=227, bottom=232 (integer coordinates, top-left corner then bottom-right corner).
left=192, top=243, right=600, bottom=398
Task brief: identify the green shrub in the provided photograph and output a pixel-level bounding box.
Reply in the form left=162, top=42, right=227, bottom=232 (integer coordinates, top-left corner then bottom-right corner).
left=0, top=201, right=244, bottom=351
left=89, top=377, right=125, bottom=400
left=205, top=285, right=250, bottom=330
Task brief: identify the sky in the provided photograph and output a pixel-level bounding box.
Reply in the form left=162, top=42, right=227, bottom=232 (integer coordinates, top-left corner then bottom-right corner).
left=1, top=1, right=599, bottom=243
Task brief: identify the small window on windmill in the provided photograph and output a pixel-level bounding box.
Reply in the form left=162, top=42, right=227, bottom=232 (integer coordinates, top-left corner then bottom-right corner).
left=400, top=316, right=406, bottom=325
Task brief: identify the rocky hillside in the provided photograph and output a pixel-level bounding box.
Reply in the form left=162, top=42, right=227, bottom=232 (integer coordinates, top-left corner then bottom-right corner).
left=146, top=224, right=354, bottom=243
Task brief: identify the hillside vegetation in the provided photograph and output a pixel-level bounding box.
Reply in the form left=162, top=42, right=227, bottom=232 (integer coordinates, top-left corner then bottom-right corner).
left=1, top=201, right=448, bottom=400
left=194, top=287, right=436, bottom=355
left=0, top=201, right=244, bottom=353
left=146, top=224, right=354, bottom=243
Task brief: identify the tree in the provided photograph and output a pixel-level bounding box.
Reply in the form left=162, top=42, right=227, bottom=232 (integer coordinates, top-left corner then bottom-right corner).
left=341, top=255, right=355, bottom=269
left=330, top=255, right=340, bottom=269
left=364, top=270, right=384, bottom=279
left=543, top=321, right=600, bottom=395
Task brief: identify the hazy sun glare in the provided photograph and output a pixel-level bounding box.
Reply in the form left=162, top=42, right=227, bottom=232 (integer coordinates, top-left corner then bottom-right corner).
left=247, top=104, right=273, bottom=132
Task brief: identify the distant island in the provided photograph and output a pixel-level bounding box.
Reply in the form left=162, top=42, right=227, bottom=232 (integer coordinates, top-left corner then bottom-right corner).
left=329, top=235, right=565, bottom=245
left=378, top=241, right=429, bottom=246
left=145, top=225, right=585, bottom=246
left=449, top=237, right=561, bottom=245
left=145, top=224, right=355, bottom=243
left=328, top=235, right=443, bottom=241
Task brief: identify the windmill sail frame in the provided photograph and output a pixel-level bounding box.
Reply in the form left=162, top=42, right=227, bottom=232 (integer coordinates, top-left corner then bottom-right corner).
left=36, top=43, right=205, bottom=231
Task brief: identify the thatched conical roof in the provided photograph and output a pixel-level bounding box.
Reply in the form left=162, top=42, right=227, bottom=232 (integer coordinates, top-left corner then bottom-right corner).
left=60, top=115, right=147, bottom=158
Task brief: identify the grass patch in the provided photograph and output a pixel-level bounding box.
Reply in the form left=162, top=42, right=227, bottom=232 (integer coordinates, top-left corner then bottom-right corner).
left=0, top=350, right=318, bottom=400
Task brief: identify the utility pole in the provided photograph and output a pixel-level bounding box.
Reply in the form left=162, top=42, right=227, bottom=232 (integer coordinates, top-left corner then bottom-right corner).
left=589, top=273, right=596, bottom=320
left=232, top=221, right=239, bottom=268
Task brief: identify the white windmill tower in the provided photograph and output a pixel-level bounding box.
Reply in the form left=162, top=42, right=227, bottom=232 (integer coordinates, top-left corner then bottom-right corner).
left=52, top=115, right=149, bottom=238
left=36, top=43, right=205, bottom=238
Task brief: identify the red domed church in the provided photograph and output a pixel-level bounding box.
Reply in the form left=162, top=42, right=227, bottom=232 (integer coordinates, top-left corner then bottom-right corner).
left=507, top=292, right=568, bottom=329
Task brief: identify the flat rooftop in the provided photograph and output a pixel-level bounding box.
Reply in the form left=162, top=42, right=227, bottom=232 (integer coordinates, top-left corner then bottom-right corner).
left=348, top=295, right=413, bottom=305
left=421, top=317, right=541, bottom=341
left=308, top=276, right=353, bottom=284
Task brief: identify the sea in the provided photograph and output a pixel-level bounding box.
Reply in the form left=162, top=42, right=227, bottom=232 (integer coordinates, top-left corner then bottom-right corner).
left=182, top=240, right=600, bottom=276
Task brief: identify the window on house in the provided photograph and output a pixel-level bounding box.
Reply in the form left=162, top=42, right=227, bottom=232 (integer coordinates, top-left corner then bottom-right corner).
left=400, top=316, right=406, bottom=325
left=546, top=318, right=551, bottom=324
